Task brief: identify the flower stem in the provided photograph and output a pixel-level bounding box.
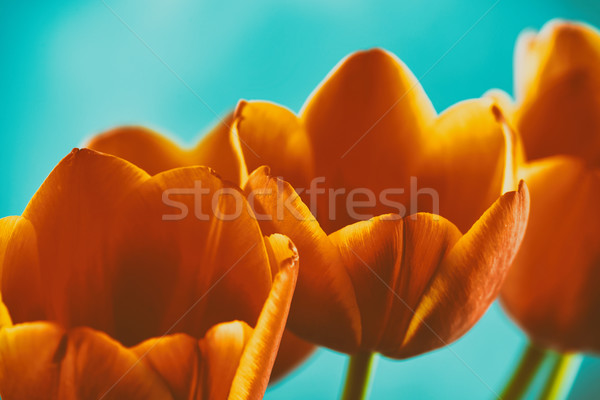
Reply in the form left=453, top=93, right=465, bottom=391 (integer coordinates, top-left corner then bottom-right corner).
left=341, top=352, right=377, bottom=400
left=538, top=353, right=582, bottom=400
left=500, top=343, right=547, bottom=400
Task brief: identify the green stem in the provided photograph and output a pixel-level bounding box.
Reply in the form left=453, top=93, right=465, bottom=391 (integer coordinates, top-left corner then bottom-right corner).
left=500, top=343, right=548, bottom=400
left=341, top=352, right=377, bottom=400
left=538, top=353, right=582, bottom=400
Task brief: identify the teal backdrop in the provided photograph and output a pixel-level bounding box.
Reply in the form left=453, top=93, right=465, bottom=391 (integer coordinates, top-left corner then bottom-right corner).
left=1, top=0, right=599, bottom=398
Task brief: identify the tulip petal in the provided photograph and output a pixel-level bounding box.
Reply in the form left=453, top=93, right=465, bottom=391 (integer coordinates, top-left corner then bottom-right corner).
left=202, top=321, right=254, bottom=399
left=0, top=217, right=45, bottom=323
left=0, top=216, right=19, bottom=270
left=300, top=48, right=436, bottom=231
left=228, top=234, right=298, bottom=400
left=0, top=216, right=45, bottom=323
left=0, top=297, right=10, bottom=329
left=0, top=216, right=22, bottom=327
left=502, top=157, right=600, bottom=352
left=233, top=100, right=315, bottom=189
left=0, top=322, right=172, bottom=400
left=399, top=181, right=529, bottom=358
left=132, top=333, right=203, bottom=399
left=87, top=126, right=193, bottom=175
left=109, top=166, right=272, bottom=346
left=194, top=113, right=248, bottom=185
left=422, top=99, right=507, bottom=232
left=244, top=167, right=361, bottom=352
left=514, top=21, right=600, bottom=165
left=328, top=182, right=529, bottom=357
left=2, top=149, right=149, bottom=334
left=87, top=114, right=246, bottom=185
left=330, top=213, right=462, bottom=355
left=0, top=322, right=65, bottom=399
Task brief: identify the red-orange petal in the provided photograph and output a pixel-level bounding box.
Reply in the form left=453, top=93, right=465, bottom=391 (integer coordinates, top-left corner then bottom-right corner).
left=329, top=182, right=529, bottom=358
left=330, top=213, right=461, bottom=355
left=201, top=321, right=254, bottom=399
left=0, top=216, right=45, bottom=323
left=87, top=126, right=193, bottom=175
left=514, top=20, right=600, bottom=165
left=502, top=157, right=600, bottom=352
left=2, top=149, right=148, bottom=332
left=88, top=113, right=246, bottom=185
left=132, top=333, right=203, bottom=399
left=108, top=166, right=272, bottom=346
left=244, top=167, right=361, bottom=352
left=194, top=113, right=248, bottom=185
left=0, top=322, right=172, bottom=400
left=421, top=99, right=507, bottom=232
left=233, top=100, right=315, bottom=190
left=398, top=181, right=529, bottom=358
left=228, top=234, right=299, bottom=400
left=301, top=49, right=436, bottom=231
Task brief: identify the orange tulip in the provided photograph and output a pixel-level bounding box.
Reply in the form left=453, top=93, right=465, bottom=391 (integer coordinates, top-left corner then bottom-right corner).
left=89, top=48, right=530, bottom=358
left=0, top=148, right=299, bottom=399
left=228, top=49, right=530, bottom=357
left=497, top=20, right=600, bottom=353
left=88, top=123, right=316, bottom=378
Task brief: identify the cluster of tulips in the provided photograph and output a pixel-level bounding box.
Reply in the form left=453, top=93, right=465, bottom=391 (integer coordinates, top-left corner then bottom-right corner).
left=1, top=19, right=599, bottom=399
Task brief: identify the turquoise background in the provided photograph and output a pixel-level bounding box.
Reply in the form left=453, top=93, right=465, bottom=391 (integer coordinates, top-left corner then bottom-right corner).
left=1, top=0, right=599, bottom=398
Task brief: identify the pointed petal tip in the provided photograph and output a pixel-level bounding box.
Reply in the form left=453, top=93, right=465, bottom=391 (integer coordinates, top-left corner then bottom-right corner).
left=234, top=99, right=249, bottom=119
left=269, top=233, right=299, bottom=270
left=265, top=234, right=300, bottom=278
left=511, top=179, right=529, bottom=202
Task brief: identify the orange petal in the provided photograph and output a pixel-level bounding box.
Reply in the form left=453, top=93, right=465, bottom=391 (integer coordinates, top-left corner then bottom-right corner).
left=329, top=182, right=529, bottom=358
left=132, top=333, right=203, bottom=399
left=0, top=216, right=19, bottom=271
left=0, top=322, right=171, bottom=400
left=514, top=20, right=600, bottom=165
left=109, top=166, right=272, bottom=346
left=298, top=49, right=509, bottom=233
left=88, top=113, right=246, bottom=185
left=399, top=181, right=529, bottom=358
left=421, top=99, right=508, bottom=232
left=202, top=321, right=254, bottom=399
left=2, top=149, right=149, bottom=333
left=502, top=157, right=600, bottom=352
left=228, top=234, right=298, bottom=400
left=0, top=216, right=21, bottom=327
left=129, top=322, right=254, bottom=400
left=194, top=113, right=248, bottom=185
left=87, top=126, right=193, bottom=175
left=0, top=216, right=45, bottom=323
left=330, top=213, right=461, bottom=355
left=300, top=48, right=436, bottom=231
left=234, top=100, right=314, bottom=189
left=244, top=167, right=361, bottom=352
left=0, top=298, right=10, bottom=329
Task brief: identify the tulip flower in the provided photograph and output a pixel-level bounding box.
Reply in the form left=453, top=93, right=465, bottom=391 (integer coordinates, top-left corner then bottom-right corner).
left=229, top=48, right=529, bottom=360
left=88, top=124, right=317, bottom=379
left=482, top=20, right=600, bottom=400
left=0, top=148, right=299, bottom=399
left=88, top=49, right=530, bottom=365
left=496, top=20, right=600, bottom=354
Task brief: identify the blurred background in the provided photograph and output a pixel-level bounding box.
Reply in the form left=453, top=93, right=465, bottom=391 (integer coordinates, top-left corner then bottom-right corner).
left=1, top=0, right=599, bottom=398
